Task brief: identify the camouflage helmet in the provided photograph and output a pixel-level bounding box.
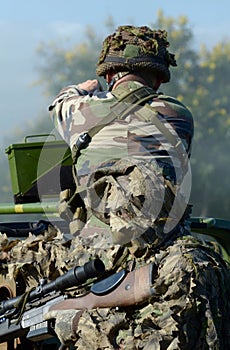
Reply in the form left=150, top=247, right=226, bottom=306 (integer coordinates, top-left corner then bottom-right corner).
left=96, top=25, right=177, bottom=83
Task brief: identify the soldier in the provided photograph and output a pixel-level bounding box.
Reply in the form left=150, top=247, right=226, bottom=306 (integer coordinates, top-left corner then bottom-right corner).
left=46, top=25, right=230, bottom=349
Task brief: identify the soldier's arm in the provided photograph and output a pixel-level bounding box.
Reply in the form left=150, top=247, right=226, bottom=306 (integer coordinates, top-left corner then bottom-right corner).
left=48, top=79, right=102, bottom=113
left=48, top=79, right=102, bottom=142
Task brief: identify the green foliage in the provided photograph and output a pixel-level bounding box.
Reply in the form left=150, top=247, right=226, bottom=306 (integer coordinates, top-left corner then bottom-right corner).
left=1, top=12, right=229, bottom=220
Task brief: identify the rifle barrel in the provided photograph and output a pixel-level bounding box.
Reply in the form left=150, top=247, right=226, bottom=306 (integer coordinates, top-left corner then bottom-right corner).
left=0, top=258, right=105, bottom=316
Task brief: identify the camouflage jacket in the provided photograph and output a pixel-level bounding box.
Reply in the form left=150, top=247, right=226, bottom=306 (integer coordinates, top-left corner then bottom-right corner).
left=49, top=80, right=194, bottom=245
left=49, top=80, right=194, bottom=187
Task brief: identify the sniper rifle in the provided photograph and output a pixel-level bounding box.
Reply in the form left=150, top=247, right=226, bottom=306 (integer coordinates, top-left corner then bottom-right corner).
left=0, top=258, right=155, bottom=347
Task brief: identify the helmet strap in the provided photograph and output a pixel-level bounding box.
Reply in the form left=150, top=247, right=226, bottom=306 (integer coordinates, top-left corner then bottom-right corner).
left=107, top=71, right=130, bottom=91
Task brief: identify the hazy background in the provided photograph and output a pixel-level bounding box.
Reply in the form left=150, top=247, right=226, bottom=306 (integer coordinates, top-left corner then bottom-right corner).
left=1, top=0, right=229, bottom=147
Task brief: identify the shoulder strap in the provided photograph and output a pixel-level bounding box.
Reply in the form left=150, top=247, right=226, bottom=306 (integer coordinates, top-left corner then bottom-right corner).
left=89, top=86, right=157, bottom=138
left=72, top=86, right=157, bottom=164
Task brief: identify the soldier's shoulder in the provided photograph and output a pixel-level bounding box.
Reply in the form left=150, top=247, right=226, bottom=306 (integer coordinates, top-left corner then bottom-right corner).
left=152, top=93, right=193, bottom=119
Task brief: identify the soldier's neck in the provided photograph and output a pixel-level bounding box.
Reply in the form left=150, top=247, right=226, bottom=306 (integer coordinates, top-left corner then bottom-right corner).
left=112, top=73, right=150, bottom=90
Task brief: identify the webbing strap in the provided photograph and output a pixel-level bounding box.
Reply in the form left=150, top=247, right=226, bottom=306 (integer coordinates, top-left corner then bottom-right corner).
left=72, top=86, right=157, bottom=164
left=88, top=86, right=157, bottom=139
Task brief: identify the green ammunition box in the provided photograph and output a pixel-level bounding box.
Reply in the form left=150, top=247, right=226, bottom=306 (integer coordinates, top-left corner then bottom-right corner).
left=5, top=134, right=74, bottom=204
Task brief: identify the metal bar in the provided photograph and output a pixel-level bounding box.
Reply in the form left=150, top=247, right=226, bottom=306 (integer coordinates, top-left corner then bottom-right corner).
left=0, top=202, right=58, bottom=214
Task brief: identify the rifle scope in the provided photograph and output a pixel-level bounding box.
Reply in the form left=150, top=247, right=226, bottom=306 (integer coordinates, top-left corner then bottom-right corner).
left=0, top=258, right=105, bottom=316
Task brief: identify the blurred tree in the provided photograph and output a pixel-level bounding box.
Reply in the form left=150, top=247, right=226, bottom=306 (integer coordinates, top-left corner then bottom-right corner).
left=182, top=42, right=230, bottom=217
left=150, top=11, right=230, bottom=218
left=1, top=12, right=229, bottom=220
left=35, top=25, right=102, bottom=97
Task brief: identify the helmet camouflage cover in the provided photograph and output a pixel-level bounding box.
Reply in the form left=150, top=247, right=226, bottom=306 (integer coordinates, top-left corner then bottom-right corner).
left=96, top=25, right=177, bottom=82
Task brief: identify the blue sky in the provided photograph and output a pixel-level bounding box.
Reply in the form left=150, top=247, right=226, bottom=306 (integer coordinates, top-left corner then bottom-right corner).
left=0, top=0, right=229, bottom=147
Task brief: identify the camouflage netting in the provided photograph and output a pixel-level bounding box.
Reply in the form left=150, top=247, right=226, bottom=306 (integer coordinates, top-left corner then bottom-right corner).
left=96, top=25, right=177, bottom=82
left=1, top=224, right=230, bottom=349
left=0, top=226, right=120, bottom=293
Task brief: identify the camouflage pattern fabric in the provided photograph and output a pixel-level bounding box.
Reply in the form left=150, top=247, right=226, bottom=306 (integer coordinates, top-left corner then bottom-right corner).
left=50, top=80, right=193, bottom=166
left=49, top=80, right=193, bottom=241
left=1, top=227, right=230, bottom=349
left=75, top=235, right=230, bottom=350
left=85, top=157, right=189, bottom=246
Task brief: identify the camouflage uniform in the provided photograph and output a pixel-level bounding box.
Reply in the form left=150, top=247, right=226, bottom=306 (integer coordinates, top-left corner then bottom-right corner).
left=46, top=25, right=230, bottom=349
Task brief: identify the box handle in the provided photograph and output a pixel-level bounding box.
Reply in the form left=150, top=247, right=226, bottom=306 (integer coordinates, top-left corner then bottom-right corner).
left=24, top=134, right=56, bottom=143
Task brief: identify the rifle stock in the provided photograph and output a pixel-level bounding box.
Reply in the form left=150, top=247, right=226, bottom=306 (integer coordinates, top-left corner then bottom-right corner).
left=49, top=263, right=155, bottom=311
left=0, top=261, right=155, bottom=346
